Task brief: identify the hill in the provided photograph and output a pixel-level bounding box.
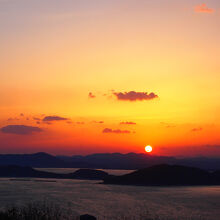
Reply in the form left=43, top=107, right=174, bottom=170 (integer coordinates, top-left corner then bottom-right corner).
left=0, top=152, right=67, bottom=168
left=103, top=164, right=220, bottom=186
left=68, top=168, right=110, bottom=180
left=0, top=165, right=109, bottom=180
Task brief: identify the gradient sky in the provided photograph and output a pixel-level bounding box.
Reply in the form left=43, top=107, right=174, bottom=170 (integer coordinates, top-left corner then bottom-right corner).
left=0, top=0, right=220, bottom=156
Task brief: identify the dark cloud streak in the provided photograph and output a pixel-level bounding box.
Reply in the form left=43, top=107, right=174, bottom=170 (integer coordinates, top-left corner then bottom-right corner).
left=42, top=116, right=68, bottom=122
left=113, top=91, right=158, bottom=101
left=120, top=121, right=136, bottom=125
left=92, top=121, right=104, bottom=124
left=191, top=128, right=203, bottom=132
left=102, top=128, right=131, bottom=134
left=1, top=125, right=43, bottom=135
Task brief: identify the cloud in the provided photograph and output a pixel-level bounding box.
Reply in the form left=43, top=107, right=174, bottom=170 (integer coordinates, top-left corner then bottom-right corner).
left=113, top=91, right=158, bottom=101
left=102, top=128, right=131, bottom=134
left=45, top=122, right=52, bottom=125
left=92, top=120, right=104, bottom=124
left=120, top=121, right=136, bottom=125
left=88, top=92, right=96, bottom=98
left=1, top=125, right=43, bottom=135
left=76, top=122, right=85, bottom=125
left=160, top=122, right=176, bottom=128
left=42, top=115, right=68, bottom=122
left=166, top=125, right=176, bottom=128
left=191, top=127, right=203, bottom=132
left=33, top=117, right=41, bottom=121
left=194, top=4, right=214, bottom=13
left=66, top=121, right=73, bottom=124
left=203, top=145, right=220, bottom=149
left=7, top=118, right=18, bottom=121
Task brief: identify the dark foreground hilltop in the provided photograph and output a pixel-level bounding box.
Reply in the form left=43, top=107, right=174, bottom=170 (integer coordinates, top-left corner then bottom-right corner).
left=103, top=164, right=220, bottom=186
left=0, top=201, right=200, bottom=220
left=0, top=202, right=97, bottom=220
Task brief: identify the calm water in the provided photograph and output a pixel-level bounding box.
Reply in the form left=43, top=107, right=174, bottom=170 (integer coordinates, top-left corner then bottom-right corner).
left=0, top=168, right=219, bottom=220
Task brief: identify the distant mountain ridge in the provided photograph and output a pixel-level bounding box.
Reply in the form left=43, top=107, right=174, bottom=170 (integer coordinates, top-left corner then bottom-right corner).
left=0, top=152, right=219, bottom=170
left=0, top=152, right=67, bottom=168
left=57, top=153, right=177, bottom=169
left=57, top=153, right=220, bottom=170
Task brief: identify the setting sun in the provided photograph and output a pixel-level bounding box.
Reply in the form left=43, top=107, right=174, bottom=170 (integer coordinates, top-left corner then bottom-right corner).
left=145, top=145, right=153, bottom=153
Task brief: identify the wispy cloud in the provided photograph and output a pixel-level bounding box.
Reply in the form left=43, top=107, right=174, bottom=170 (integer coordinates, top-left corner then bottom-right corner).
left=92, top=121, right=104, bottom=124
left=191, top=127, right=203, bottom=132
left=7, top=117, right=19, bottom=121
left=88, top=92, right=96, bottom=98
left=66, top=121, right=73, bottom=124
left=160, top=122, right=176, bottom=128
left=33, top=117, right=41, bottom=121
left=120, top=121, right=136, bottom=125
left=76, top=122, right=85, bottom=125
left=42, top=115, right=69, bottom=122
left=194, top=4, right=214, bottom=13
left=166, top=125, right=176, bottom=128
left=1, top=125, right=43, bottom=135
left=102, top=128, right=131, bottom=134
left=113, top=91, right=158, bottom=101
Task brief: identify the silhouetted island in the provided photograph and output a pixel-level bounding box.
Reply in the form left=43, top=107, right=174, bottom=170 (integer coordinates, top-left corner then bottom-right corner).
left=0, top=165, right=110, bottom=180
left=1, top=164, right=220, bottom=186
left=103, top=164, right=220, bottom=186
left=70, top=168, right=110, bottom=180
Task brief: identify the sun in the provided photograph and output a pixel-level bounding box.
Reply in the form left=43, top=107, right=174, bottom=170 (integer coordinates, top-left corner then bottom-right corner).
left=145, top=145, right=153, bottom=153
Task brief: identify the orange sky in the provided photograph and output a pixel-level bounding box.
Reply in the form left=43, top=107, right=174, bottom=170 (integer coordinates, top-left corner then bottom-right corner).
left=0, top=0, right=220, bottom=156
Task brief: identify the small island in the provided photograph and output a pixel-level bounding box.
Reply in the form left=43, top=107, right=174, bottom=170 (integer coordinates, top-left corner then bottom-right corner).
left=0, top=165, right=110, bottom=180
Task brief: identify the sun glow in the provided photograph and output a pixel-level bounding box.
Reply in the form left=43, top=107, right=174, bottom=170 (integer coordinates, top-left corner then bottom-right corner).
left=145, top=145, right=153, bottom=153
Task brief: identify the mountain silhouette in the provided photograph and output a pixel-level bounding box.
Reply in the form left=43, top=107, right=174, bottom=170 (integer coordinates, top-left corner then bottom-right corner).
left=0, top=152, right=67, bottom=168
left=58, top=153, right=220, bottom=170
left=0, top=152, right=219, bottom=170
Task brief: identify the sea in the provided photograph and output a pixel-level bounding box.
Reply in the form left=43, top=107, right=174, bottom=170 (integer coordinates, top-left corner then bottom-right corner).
left=0, top=168, right=219, bottom=220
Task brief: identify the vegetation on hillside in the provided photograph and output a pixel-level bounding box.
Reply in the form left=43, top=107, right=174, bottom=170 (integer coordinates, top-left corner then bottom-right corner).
left=0, top=202, right=205, bottom=220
